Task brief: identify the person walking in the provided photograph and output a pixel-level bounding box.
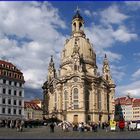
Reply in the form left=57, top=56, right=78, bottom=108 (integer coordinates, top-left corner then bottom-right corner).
left=50, top=122, right=55, bottom=133
left=105, top=122, right=110, bottom=132
left=16, top=120, right=20, bottom=132
left=20, top=120, right=24, bottom=132
left=119, top=120, right=125, bottom=131
left=78, top=123, right=82, bottom=132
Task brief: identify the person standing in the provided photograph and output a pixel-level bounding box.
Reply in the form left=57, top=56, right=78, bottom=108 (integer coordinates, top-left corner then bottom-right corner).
left=50, top=122, right=55, bottom=133
left=119, top=120, right=125, bottom=131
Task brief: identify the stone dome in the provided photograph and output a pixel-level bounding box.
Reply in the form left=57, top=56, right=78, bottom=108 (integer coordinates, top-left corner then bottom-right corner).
left=61, top=36, right=96, bottom=67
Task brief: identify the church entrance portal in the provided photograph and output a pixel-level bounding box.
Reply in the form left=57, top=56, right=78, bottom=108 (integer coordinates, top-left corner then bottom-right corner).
left=73, top=115, right=78, bottom=124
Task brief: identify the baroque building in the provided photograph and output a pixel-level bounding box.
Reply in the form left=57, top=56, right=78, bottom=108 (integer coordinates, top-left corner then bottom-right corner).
left=24, top=101, right=43, bottom=120
left=42, top=10, right=115, bottom=123
left=0, top=60, right=25, bottom=120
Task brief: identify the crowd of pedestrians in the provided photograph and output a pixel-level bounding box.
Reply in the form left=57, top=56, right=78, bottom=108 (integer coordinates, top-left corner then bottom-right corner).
left=0, top=119, right=24, bottom=132
left=49, top=120, right=128, bottom=133
left=0, top=119, right=136, bottom=134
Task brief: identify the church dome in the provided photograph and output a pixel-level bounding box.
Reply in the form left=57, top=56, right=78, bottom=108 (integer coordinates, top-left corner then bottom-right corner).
left=61, top=36, right=96, bottom=66
left=60, top=10, right=96, bottom=68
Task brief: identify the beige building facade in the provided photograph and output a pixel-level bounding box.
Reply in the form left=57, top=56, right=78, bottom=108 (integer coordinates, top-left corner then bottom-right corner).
left=24, top=101, right=43, bottom=120
left=42, top=10, right=115, bottom=124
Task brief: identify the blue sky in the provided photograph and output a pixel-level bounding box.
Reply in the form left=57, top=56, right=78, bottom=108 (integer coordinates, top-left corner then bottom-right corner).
left=0, top=1, right=140, bottom=99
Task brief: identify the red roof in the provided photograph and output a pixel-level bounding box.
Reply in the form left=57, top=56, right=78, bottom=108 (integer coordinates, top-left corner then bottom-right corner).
left=133, top=99, right=140, bottom=107
left=115, top=97, right=140, bottom=107
left=115, top=97, right=134, bottom=105
left=0, top=60, right=15, bottom=67
left=24, top=101, right=42, bottom=110
left=0, top=60, right=24, bottom=81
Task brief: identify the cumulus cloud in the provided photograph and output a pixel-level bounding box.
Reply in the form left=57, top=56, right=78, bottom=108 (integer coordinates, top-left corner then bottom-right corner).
left=84, top=10, right=92, bottom=17
left=125, top=1, right=140, bottom=10
left=116, top=80, right=140, bottom=98
left=84, top=4, right=137, bottom=86
left=84, top=9, right=97, bottom=17
left=113, top=26, right=137, bottom=42
left=104, top=51, right=122, bottom=62
left=100, top=5, right=128, bottom=25
left=0, top=2, right=67, bottom=99
left=132, top=68, right=140, bottom=80
left=110, top=65, right=126, bottom=82
left=85, top=24, right=137, bottom=62
left=0, top=2, right=138, bottom=100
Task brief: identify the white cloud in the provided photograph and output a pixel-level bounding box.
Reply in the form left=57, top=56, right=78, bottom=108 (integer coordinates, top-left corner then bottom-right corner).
left=84, top=9, right=97, bottom=17
left=97, top=61, right=125, bottom=84
left=104, top=51, right=122, bottom=62
left=132, top=68, right=140, bottom=80
left=125, top=1, right=140, bottom=10
left=100, top=5, right=128, bottom=25
left=113, top=26, right=137, bottom=42
left=84, top=10, right=92, bottom=17
left=0, top=2, right=67, bottom=92
left=110, top=65, right=125, bottom=82
left=116, top=80, right=140, bottom=98
left=85, top=23, right=137, bottom=62
left=85, top=24, right=115, bottom=54
left=0, top=2, right=138, bottom=100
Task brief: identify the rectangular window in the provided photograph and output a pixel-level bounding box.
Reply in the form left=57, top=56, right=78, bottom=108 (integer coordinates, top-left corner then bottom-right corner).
left=2, top=108, right=5, bottom=113
left=8, top=108, right=11, bottom=114
left=3, top=88, right=6, bottom=94
left=14, top=100, right=17, bottom=105
left=14, top=90, right=17, bottom=96
left=19, top=91, right=22, bottom=96
left=9, top=73, right=12, bottom=77
left=9, top=81, right=12, bottom=85
left=8, top=89, right=11, bottom=95
left=19, top=109, right=21, bottom=115
left=13, top=109, right=16, bottom=114
left=8, top=99, right=11, bottom=105
left=2, top=98, right=6, bottom=104
left=19, top=100, right=22, bottom=106
left=19, top=83, right=22, bottom=87
left=14, top=82, right=17, bottom=86
left=3, top=79, right=6, bottom=84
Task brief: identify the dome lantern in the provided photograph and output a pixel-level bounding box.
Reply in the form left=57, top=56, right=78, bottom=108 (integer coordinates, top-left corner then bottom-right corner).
left=72, top=7, right=85, bottom=37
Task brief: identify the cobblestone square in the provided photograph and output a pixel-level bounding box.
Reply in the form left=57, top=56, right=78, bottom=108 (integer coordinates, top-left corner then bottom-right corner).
left=0, top=126, right=140, bottom=139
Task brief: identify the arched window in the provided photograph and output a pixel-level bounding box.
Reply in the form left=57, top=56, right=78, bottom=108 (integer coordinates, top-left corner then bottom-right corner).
left=73, top=22, right=76, bottom=31
left=79, top=22, right=83, bottom=30
left=98, top=92, right=101, bottom=111
left=54, top=93, right=57, bottom=109
left=73, top=88, right=79, bottom=109
left=64, top=90, right=68, bottom=110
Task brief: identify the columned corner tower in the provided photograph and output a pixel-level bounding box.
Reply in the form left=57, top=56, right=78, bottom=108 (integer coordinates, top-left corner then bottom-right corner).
left=42, top=9, right=115, bottom=123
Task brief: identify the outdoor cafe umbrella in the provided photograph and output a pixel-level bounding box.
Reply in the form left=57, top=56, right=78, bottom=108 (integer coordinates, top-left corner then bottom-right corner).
left=58, top=121, right=72, bottom=128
